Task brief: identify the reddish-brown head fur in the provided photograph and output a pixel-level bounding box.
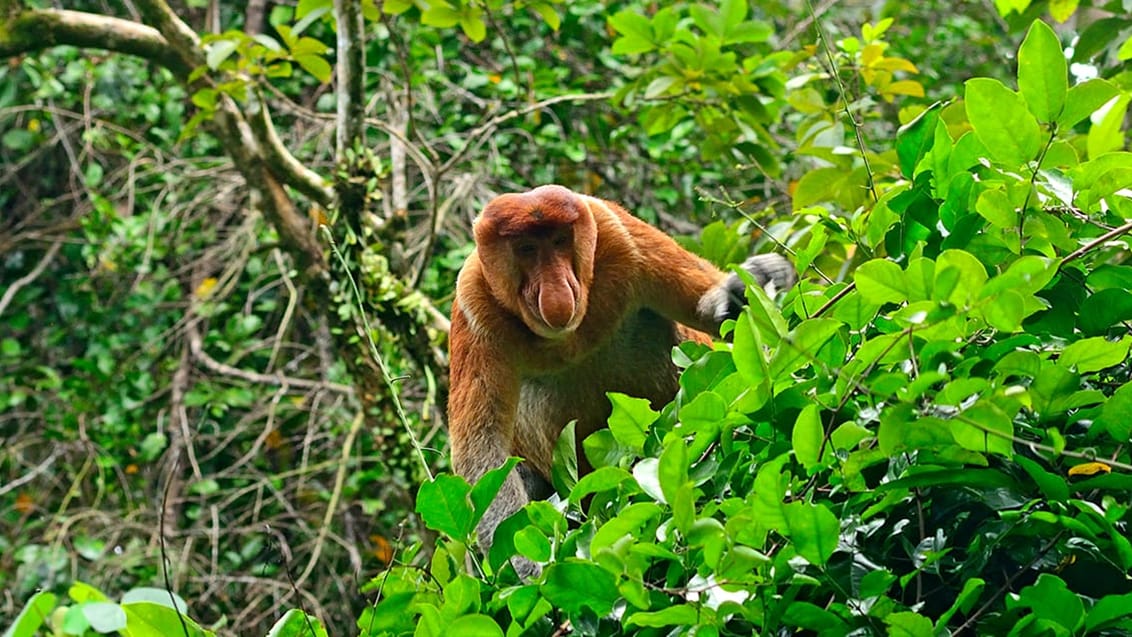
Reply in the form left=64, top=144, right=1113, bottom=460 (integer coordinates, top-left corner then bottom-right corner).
left=474, top=185, right=598, bottom=339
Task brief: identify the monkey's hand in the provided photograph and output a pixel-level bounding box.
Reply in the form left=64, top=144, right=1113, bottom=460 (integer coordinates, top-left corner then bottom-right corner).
left=699, top=253, right=797, bottom=325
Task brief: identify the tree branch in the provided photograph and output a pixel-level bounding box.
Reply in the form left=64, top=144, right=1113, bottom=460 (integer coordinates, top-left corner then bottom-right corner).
left=0, top=9, right=189, bottom=77
left=333, top=0, right=365, bottom=159
left=247, top=93, right=336, bottom=208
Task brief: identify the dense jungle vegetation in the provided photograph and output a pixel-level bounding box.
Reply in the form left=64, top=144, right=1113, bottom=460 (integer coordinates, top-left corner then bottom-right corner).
left=2, top=0, right=1132, bottom=634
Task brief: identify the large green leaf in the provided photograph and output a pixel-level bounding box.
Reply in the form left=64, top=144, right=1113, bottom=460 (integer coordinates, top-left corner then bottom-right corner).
left=1059, top=336, right=1132, bottom=373
left=1017, top=20, right=1067, bottom=122
left=783, top=501, right=839, bottom=566
left=1058, top=79, right=1119, bottom=129
left=854, top=259, right=907, bottom=305
left=965, top=78, right=1042, bottom=166
left=541, top=561, right=620, bottom=615
left=416, top=473, right=474, bottom=540
left=607, top=393, right=657, bottom=453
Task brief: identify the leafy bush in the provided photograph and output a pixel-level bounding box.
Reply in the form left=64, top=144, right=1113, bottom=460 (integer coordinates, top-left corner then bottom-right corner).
left=368, top=19, right=1132, bottom=636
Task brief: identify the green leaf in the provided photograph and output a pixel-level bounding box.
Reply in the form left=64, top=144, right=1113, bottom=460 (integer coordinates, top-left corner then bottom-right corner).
left=3, top=591, right=57, bottom=637
left=416, top=473, right=473, bottom=540
left=951, top=403, right=1013, bottom=456
left=608, top=11, right=655, bottom=54
left=421, top=4, right=460, bottom=27
left=607, top=394, right=657, bottom=453
left=570, top=466, right=632, bottom=505
left=1059, top=336, right=1131, bottom=373
left=591, top=502, right=663, bottom=554
left=878, top=469, right=1018, bottom=492
left=1086, top=592, right=1132, bottom=632
left=469, top=457, right=521, bottom=529
left=123, top=601, right=212, bottom=637
left=1014, top=455, right=1070, bottom=501
left=1058, top=79, right=1119, bottom=129
left=383, top=0, right=413, bottom=13
left=446, top=614, right=504, bottom=637
left=2, top=128, right=34, bottom=151
left=1048, top=0, right=1078, bottom=22
left=793, top=167, right=846, bottom=207
left=459, top=14, right=487, bottom=42
left=514, top=527, right=552, bottom=562
left=938, top=578, right=986, bottom=627
left=750, top=455, right=789, bottom=532
left=528, top=3, right=560, bottom=30
left=1017, top=20, right=1067, bottom=122
left=783, top=501, right=839, bottom=566
left=792, top=405, right=824, bottom=472
left=625, top=605, right=700, bottom=628
left=935, top=250, right=988, bottom=306
left=896, top=101, right=942, bottom=178
left=854, top=259, right=907, bottom=305
left=884, top=611, right=934, bottom=637
left=541, top=561, right=620, bottom=615
left=965, top=78, right=1042, bottom=165
left=1094, top=382, right=1132, bottom=442
left=982, top=289, right=1026, bottom=332
left=657, top=436, right=689, bottom=506
left=1015, top=574, right=1085, bottom=632
left=769, top=318, right=842, bottom=378
left=551, top=420, right=578, bottom=495
left=1079, top=289, right=1132, bottom=335
left=81, top=602, right=126, bottom=633
left=731, top=312, right=770, bottom=409
left=295, top=54, right=332, bottom=83
left=205, top=38, right=238, bottom=70
left=1087, top=94, right=1130, bottom=159
left=975, top=187, right=1017, bottom=229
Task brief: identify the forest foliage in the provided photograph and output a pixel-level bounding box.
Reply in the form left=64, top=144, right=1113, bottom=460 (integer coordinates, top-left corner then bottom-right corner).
left=2, top=0, right=1132, bottom=635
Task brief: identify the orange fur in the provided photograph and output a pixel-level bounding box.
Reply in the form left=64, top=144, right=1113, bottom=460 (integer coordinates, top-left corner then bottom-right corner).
left=448, top=185, right=793, bottom=574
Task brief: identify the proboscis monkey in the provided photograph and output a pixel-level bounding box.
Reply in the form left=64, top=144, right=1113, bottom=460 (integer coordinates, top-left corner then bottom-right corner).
left=448, top=185, right=796, bottom=576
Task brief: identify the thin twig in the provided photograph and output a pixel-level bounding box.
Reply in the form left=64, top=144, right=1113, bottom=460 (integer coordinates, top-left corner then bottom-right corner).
left=294, top=409, right=365, bottom=586
left=187, top=322, right=354, bottom=394
left=1061, top=219, right=1132, bottom=266
left=0, top=239, right=63, bottom=317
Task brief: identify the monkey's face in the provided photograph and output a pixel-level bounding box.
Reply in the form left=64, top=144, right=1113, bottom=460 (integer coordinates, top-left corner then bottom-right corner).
left=474, top=186, right=597, bottom=340
left=511, top=225, right=586, bottom=339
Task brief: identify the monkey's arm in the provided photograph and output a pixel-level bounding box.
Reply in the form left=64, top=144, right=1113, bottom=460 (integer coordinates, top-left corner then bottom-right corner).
left=447, top=296, right=533, bottom=567
left=603, top=205, right=795, bottom=333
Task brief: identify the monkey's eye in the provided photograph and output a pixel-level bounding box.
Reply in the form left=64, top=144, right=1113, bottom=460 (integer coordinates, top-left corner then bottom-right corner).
left=552, top=233, right=571, bottom=248
left=515, top=243, right=538, bottom=257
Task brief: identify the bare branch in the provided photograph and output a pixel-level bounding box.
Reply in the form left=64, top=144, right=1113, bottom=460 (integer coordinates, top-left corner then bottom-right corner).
left=187, top=321, right=354, bottom=395
left=0, top=239, right=63, bottom=318
left=133, top=0, right=204, bottom=70
left=247, top=94, right=336, bottom=208
left=0, top=9, right=189, bottom=76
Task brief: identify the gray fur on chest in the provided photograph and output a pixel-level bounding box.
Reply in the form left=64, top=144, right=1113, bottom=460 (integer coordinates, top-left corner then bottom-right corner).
left=512, top=310, right=685, bottom=473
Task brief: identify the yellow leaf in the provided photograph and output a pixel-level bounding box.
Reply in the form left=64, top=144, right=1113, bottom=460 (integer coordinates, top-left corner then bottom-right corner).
left=872, top=57, right=919, bottom=74
left=1049, top=0, right=1078, bottom=22
left=1067, top=461, right=1111, bottom=477
left=861, top=43, right=884, bottom=66
left=195, top=277, right=219, bottom=299
left=28, top=118, right=40, bottom=133
left=886, top=80, right=925, bottom=97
